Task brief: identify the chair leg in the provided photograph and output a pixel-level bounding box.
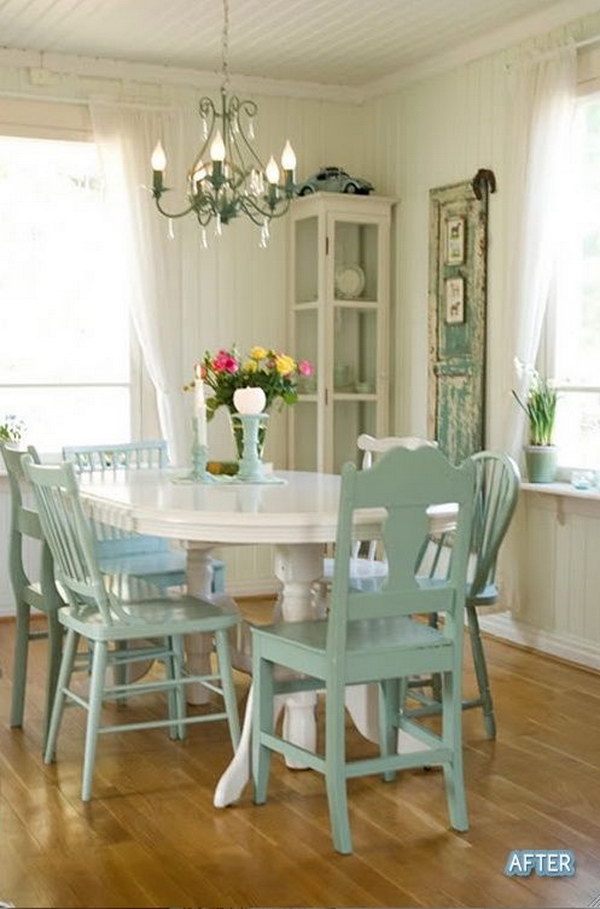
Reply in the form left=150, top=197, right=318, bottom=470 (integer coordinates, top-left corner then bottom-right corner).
left=466, top=603, right=496, bottom=739
left=81, top=640, right=108, bottom=802
left=378, top=679, right=398, bottom=782
left=211, top=562, right=226, bottom=594
left=428, top=613, right=442, bottom=703
left=10, top=601, right=31, bottom=728
left=113, top=641, right=129, bottom=707
left=324, top=678, right=352, bottom=854
left=171, top=635, right=188, bottom=741
left=42, top=612, right=63, bottom=754
left=165, top=636, right=181, bottom=741
left=252, top=653, right=274, bottom=805
left=441, top=668, right=468, bottom=832
left=44, top=628, right=79, bottom=765
left=214, top=630, right=240, bottom=749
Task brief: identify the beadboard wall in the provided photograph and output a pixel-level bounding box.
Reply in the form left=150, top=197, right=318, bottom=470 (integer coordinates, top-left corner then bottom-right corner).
left=359, top=11, right=600, bottom=667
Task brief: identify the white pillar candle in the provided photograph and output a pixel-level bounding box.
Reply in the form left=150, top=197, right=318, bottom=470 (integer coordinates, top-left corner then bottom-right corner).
left=194, top=362, right=208, bottom=447
left=233, top=387, right=266, bottom=414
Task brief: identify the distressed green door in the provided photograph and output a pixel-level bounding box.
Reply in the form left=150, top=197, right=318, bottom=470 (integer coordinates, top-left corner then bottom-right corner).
left=428, top=176, right=492, bottom=464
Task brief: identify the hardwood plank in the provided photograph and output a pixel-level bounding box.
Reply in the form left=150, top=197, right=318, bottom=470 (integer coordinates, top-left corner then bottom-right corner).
left=2, top=604, right=600, bottom=907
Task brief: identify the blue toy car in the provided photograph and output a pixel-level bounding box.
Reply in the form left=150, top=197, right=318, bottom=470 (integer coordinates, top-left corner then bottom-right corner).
left=295, top=166, right=373, bottom=196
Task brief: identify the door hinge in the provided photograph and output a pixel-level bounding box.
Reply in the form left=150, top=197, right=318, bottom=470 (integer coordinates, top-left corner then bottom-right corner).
left=325, top=388, right=329, bottom=405
left=325, top=235, right=329, bottom=256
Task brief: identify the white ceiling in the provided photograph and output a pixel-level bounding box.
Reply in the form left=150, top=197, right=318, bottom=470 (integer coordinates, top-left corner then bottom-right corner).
left=0, top=0, right=596, bottom=89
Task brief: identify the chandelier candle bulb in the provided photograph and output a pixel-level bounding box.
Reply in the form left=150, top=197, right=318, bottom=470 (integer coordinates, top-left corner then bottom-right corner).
left=151, top=141, right=166, bottom=192
left=210, top=130, right=226, bottom=162
left=265, top=156, right=280, bottom=185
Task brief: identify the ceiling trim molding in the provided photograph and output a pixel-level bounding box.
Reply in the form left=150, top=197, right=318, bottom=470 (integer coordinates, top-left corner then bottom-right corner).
left=362, top=0, right=600, bottom=97
left=0, top=47, right=365, bottom=106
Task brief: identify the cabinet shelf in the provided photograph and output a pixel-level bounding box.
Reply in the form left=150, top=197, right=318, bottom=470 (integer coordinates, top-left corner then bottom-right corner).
left=333, top=299, right=379, bottom=309
left=333, top=393, right=378, bottom=401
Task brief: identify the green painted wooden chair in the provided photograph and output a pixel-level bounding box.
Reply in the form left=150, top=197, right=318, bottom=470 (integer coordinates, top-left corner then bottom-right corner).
left=0, top=442, right=65, bottom=751
left=409, top=450, right=520, bottom=738
left=63, top=441, right=225, bottom=594
left=252, top=446, right=475, bottom=854
left=320, top=435, right=438, bottom=595
left=22, top=455, right=240, bottom=801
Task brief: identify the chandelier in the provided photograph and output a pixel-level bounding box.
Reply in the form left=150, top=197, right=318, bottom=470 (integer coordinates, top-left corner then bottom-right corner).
left=150, top=0, right=297, bottom=247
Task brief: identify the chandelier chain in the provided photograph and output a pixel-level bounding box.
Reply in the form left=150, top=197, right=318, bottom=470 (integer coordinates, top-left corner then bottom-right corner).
left=221, top=0, right=230, bottom=90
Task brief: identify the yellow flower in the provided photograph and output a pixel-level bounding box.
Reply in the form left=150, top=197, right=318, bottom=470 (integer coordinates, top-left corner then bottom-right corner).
left=243, top=359, right=258, bottom=373
left=250, top=346, right=268, bottom=361
left=275, top=354, right=296, bottom=376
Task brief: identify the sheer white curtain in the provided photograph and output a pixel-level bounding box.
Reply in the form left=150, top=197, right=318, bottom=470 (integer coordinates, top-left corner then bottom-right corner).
left=494, top=46, right=576, bottom=456
left=90, top=103, right=191, bottom=465
left=491, top=46, right=576, bottom=613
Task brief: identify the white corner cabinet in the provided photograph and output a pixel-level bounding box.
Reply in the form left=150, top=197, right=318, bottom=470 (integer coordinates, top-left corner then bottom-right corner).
left=288, top=192, right=395, bottom=474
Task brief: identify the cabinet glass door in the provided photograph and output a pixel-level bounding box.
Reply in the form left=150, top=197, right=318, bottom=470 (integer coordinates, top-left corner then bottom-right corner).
left=294, top=216, right=319, bottom=303
left=332, top=304, right=379, bottom=473
left=333, top=221, right=379, bottom=302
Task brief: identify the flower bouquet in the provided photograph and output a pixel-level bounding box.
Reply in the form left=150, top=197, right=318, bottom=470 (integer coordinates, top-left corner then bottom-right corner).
left=0, top=414, right=25, bottom=444
left=185, top=345, right=313, bottom=459
left=513, top=361, right=558, bottom=482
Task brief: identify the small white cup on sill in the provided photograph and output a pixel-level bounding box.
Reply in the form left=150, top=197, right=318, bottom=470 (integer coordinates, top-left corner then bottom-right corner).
left=571, top=469, right=595, bottom=490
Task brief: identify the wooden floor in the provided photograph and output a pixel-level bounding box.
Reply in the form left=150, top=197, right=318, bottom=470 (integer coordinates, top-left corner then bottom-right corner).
left=2, top=602, right=600, bottom=908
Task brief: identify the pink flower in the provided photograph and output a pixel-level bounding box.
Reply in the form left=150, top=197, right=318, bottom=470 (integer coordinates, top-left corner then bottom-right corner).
left=298, top=359, right=313, bottom=377
left=213, top=350, right=239, bottom=373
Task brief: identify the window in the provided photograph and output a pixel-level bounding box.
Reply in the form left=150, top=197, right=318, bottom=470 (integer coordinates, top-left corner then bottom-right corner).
left=552, top=95, right=600, bottom=468
left=0, top=135, right=131, bottom=453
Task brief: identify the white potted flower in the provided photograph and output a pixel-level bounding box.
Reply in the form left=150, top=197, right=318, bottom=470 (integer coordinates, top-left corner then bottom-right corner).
left=513, top=366, right=558, bottom=483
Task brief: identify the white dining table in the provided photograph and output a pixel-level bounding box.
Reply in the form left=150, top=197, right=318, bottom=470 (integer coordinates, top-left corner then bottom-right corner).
left=78, top=467, right=456, bottom=807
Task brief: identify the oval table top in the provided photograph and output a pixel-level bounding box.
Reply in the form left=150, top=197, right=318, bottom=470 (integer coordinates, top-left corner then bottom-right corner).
left=78, top=468, right=457, bottom=546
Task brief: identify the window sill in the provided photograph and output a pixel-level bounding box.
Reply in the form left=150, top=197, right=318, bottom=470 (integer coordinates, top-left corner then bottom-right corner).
left=521, top=481, right=600, bottom=502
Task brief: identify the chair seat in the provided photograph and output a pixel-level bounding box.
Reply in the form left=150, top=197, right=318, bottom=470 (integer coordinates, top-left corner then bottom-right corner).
left=322, top=556, right=388, bottom=592
left=58, top=593, right=239, bottom=641
left=255, top=614, right=451, bottom=657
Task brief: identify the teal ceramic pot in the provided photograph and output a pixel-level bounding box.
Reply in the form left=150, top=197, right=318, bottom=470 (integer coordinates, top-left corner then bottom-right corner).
left=524, top=445, right=558, bottom=483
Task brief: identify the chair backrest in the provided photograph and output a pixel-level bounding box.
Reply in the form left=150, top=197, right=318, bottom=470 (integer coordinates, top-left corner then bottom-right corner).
left=357, top=433, right=438, bottom=470
left=62, top=441, right=169, bottom=556
left=1, top=442, right=45, bottom=591
left=62, top=440, right=168, bottom=473
left=417, top=450, right=520, bottom=604
left=22, top=456, right=115, bottom=624
left=329, top=446, right=475, bottom=663
left=468, top=451, right=520, bottom=600
left=354, top=434, right=438, bottom=560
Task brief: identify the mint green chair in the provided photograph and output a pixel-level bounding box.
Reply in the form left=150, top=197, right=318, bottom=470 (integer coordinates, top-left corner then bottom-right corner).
left=409, top=450, right=520, bottom=739
left=251, top=446, right=475, bottom=854
left=0, top=442, right=64, bottom=751
left=63, top=441, right=225, bottom=594
left=23, top=455, right=240, bottom=802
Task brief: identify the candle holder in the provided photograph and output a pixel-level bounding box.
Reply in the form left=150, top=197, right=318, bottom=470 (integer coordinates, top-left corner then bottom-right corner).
left=237, top=413, right=270, bottom=482
left=188, top=415, right=217, bottom=483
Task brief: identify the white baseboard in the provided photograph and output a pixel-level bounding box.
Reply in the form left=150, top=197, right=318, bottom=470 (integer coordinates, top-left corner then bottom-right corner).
left=479, top=611, right=600, bottom=672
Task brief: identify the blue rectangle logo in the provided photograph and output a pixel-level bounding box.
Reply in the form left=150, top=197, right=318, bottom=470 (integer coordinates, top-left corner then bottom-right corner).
left=505, top=850, right=575, bottom=877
